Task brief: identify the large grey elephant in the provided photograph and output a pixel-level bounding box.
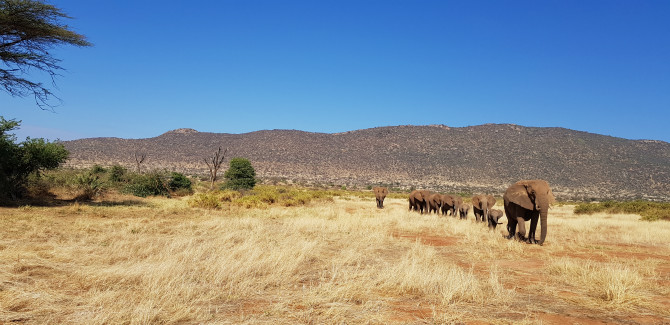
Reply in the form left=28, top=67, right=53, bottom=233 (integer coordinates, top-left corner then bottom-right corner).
left=373, top=187, right=388, bottom=209
left=503, top=179, right=555, bottom=245
left=427, top=193, right=442, bottom=214
left=488, top=209, right=504, bottom=229
left=472, top=194, right=496, bottom=223
left=440, top=194, right=456, bottom=216
left=453, top=196, right=463, bottom=217
left=409, top=190, right=430, bottom=214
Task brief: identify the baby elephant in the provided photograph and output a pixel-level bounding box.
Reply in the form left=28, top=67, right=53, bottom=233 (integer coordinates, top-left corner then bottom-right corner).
left=459, top=203, right=470, bottom=220
left=488, top=209, right=504, bottom=229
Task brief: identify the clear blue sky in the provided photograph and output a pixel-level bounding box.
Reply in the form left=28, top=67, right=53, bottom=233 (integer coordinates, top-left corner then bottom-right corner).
left=3, top=0, right=670, bottom=142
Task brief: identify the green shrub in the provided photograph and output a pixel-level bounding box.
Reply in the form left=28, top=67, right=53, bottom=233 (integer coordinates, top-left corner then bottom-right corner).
left=90, top=164, right=106, bottom=174
left=74, top=171, right=103, bottom=201
left=0, top=117, right=69, bottom=200
left=168, top=172, right=192, bottom=191
left=108, top=165, right=127, bottom=183
left=123, top=172, right=169, bottom=197
left=222, top=157, right=256, bottom=190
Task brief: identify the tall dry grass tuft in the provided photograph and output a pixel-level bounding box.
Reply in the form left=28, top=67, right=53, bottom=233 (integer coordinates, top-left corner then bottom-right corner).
left=378, top=241, right=514, bottom=305
left=548, top=258, right=649, bottom=308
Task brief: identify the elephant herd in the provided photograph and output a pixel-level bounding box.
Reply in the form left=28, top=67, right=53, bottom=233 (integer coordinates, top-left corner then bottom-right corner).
left=373, top=180, right=555, bottom=245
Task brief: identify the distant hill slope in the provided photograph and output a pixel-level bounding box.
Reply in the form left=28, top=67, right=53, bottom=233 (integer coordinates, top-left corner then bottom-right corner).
left=63, top=124, right=670, bottom=200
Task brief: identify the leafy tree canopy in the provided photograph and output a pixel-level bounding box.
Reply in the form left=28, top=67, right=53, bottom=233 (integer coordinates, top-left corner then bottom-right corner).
left=0, top=116, right=68, bottom=200
left=1, top=0, right=91, bottom=108
left=222, top=158, right=256, bottom=190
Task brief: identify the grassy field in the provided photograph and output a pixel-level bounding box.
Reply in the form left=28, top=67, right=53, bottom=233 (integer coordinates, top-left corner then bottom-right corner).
left=1, top=193, right=669, bottom=324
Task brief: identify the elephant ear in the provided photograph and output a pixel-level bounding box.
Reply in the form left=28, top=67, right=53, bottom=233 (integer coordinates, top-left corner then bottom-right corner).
left=486, top=195, right=496, bottom=208
left=382, top=188, right=389, bottom=195
left=471, top=196, right=480, bottom=208
left=504, top=184, right=534, bottom=210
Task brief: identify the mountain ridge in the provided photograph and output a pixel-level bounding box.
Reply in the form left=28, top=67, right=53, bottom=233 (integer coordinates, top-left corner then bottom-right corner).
left=62, top=124, right=670, bottom=201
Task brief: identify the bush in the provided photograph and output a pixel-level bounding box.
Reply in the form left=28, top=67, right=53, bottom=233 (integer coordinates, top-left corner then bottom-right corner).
left=0, top=117, right=69, bottom=200
left=123, top=172, right=169, bottom=197
left=108, top=165, right=127, bottom=183
left=168, top=172, right=191, bottom=190
left=74, top=171, right=103, bottom=201
left=90, top=164, right=106, bottom=174
left=187, top=185, right=338, bottom=210
left=187, top=192, right=221, bottom=209
left=574, top=200, right=670, bottom=221
left=221, top=157, right=256, bottom=190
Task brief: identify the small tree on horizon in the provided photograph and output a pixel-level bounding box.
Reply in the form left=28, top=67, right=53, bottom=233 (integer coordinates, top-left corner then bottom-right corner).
left=222, top=157, right=256, bottom=190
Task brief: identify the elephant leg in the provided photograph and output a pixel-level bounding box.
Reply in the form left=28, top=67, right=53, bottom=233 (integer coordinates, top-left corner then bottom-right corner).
left=528, top=211, right=540, bottom=244
left=515, top=217, right=527, bottom=241
left=504, top=204, right=514, bottom=238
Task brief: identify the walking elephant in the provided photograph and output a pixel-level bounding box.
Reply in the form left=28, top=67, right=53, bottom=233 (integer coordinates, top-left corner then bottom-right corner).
left=503, top=179, right=555, bottom=245
left=373, top=187, right=388, bottom=209
left=427, top=193, right=442, bottom=214
left=459, top=203, right=470, bottom=219
left=409, top=190, right=430, bottom=214
left=453, top=196, right=463, bottom=217
left=472, top=194, right=496, bottom=223
left=488, top=209, right=504, bottom=229
left=440, top=194, right=456, bottom=216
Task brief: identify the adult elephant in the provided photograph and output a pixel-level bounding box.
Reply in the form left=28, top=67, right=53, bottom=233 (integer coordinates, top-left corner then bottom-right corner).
left=472, top=194, right=496, bottom=223
left=440, top=194, right=456, bottom=216
left=488, top=209, right=504, bottom=229
left=453, top=196, right=463, bottom=217
left=409, top=190, right=429, bottom=214
left=503, top=179, right=555, bottom=245
left=459, top=203, right=470, bottom=219
left=427, top=193, right=442, bottom=214
left=373, top=187, right=389, bottom=209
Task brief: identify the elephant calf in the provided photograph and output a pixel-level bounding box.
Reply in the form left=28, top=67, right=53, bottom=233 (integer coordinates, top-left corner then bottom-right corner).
left=488, top=209, right=504, bottom=229
left=458, top=203, right=470, bottom=219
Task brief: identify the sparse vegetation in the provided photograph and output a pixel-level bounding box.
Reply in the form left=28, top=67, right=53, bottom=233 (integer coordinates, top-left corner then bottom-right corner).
left=574, top=200, right=670, bottom=221
left=188, top=185, right=338, bottom=209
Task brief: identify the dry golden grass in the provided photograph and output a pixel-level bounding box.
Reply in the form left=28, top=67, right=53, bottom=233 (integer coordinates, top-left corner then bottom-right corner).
left=1, top=194, right=669, bottom=324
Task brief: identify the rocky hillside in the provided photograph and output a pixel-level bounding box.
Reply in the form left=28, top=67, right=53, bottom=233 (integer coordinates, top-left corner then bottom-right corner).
left=62, top=124, right=670, bottom=201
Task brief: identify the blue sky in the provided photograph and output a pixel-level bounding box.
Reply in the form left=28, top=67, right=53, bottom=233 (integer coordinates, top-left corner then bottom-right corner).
left=3, top=0, right=670, bottom=142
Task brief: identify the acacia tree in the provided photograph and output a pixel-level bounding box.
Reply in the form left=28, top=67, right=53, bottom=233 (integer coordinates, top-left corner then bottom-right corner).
left=1, top=0, right=91, bottom=108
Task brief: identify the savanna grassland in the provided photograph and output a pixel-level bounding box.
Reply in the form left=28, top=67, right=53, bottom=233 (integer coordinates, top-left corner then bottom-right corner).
left=1, top=193, right=669, bottom=324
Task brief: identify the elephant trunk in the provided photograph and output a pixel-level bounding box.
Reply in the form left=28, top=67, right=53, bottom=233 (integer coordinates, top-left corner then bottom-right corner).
left=538, top=200, right=548, bottom=245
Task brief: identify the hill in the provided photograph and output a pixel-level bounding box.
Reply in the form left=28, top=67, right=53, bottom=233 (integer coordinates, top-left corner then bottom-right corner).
left=62, top=124, right=670, bottom=200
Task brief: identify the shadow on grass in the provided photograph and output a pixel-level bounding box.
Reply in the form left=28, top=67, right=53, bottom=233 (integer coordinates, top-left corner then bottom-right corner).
left=0, top=197, right=149, bottom=208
